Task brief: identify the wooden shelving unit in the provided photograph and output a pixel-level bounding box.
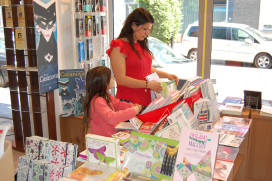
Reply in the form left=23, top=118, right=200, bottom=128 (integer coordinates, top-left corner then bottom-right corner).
left=1, top=0, right=44, bottom=151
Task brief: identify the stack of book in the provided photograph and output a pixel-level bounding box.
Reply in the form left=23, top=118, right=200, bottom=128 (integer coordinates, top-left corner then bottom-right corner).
left=219, top=96, right=244, bottom=115
left=213, top=116, right=251, bottom=148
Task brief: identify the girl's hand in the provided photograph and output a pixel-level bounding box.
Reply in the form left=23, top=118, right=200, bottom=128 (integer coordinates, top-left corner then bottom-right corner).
left=133, top=104, right=142, bottom=115
left=167, top=73, right=179, bottom=85
left=148, top=80, right=162, bottom=93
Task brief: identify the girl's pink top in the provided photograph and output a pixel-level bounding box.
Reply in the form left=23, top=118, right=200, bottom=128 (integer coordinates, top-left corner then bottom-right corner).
left=106, top=39, right=152, bottom=106
left=89, top=94, right=136, bottom=137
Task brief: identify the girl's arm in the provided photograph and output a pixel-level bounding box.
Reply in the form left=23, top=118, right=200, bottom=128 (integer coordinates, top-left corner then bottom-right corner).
left=94, top=97, right=139, bottom=126
left=151, top=67, right=179, bottom=84
left=111, top=95, right=142, bottom=112
left=110, top=47, right=162, bottom=92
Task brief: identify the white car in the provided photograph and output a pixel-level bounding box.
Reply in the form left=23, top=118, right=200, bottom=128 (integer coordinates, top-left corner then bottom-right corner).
left=148, top=37, right=188, bottom=67
left=180, top=22, right=272, bottom=68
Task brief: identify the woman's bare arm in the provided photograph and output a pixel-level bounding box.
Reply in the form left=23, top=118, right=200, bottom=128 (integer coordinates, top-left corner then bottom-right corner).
left=110, top=47, right=162, bottom=92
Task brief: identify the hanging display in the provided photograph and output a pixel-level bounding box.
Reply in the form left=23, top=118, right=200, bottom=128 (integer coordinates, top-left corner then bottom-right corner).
left=33, top=0, right=58, bottom=93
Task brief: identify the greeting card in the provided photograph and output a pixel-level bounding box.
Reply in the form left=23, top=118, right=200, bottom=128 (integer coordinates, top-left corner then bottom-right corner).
left=173, top=128, right=219, bottom=181
left=86, top=134, right=120, bottom=168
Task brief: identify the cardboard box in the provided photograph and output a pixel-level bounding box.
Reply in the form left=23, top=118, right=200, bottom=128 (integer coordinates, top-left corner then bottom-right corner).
left=0, top=141, right=14, bottom=181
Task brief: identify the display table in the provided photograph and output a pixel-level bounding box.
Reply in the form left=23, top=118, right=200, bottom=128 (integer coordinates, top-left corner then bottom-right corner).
left=245, top=109, right=272, bottom=181
left=220, top=107, right=251, bottom=119
left=0, top=141, right=14, bottom=181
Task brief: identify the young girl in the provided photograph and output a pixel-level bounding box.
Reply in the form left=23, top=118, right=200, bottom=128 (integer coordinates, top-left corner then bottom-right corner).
left=83, top=66, right=142, bottom=137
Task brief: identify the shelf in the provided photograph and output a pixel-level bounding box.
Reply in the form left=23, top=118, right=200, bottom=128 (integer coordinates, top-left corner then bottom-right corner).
left=1, top=65, right=38, bottom=72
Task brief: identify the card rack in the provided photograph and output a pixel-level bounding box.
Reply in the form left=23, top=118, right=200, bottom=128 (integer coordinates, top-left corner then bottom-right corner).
left=0, top=0, right=45, bottom=151
left=71, top=0, right=110, bottom=71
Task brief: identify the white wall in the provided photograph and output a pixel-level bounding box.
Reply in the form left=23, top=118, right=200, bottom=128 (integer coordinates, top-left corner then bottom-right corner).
left=259, top=0, right=272, bottom=33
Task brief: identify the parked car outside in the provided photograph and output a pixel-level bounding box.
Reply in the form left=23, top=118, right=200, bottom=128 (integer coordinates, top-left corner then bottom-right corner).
left=181, top=21, right=272, bottom=69
left=148, top=36, right=188, bottom=67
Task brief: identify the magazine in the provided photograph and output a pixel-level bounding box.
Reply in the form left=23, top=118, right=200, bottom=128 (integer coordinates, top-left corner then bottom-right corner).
left=59, top=69, right=85, bottom=117
left=219, top=134, right=244, bottom=148
left=216, top=145, right=239, bottom=162
left=213, top=160, right=233, bottom=181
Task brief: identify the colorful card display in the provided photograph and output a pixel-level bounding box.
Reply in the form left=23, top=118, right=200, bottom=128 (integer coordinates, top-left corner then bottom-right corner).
left=123, top=131, right=179, bottom=180
left=86, top=134, right=120, bottom=168
left=173, top=127, right=219, bottom=181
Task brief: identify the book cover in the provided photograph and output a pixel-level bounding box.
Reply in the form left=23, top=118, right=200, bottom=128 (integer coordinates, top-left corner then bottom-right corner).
left=214, top=123, right=249, bottom=137
left=220, top=103, right=244, bottom=115
left=161, top=80, right=177, bottom=98
left=123, top=131, right=179, bottom=180
left=17, top=5, right=26, bottom=27
left=155, top=121, right=182, bottom=141
left=194, top=98, right=219, bottom=130
left=216, top=145, right=239, bottom=162
left=223, top=96, right=242, bottom=104
left=213, top=160, right=233, bottom=181
left=59, top=69, right=85, bottom=117
left=218, top=134, right=244, bottom=148
left=221, top=116, right=251, bottom=127
left=86, top=134, right=120, bottom=168
left=173, top=127, right=219, bottom=181
left=167, top=102, right=195, bottom=129
left=112, top=131, right=130, bottom=145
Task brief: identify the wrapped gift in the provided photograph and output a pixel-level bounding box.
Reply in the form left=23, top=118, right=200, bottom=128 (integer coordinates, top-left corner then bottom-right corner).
left=44, top=163, right=73, bottom=181
left=66, top=143, right=78, bottom=169
left=25, top=136, right=49, bottom=160
left=29, top=160, right=50, bottom=181
left=17, top=155, right=32, bottom=181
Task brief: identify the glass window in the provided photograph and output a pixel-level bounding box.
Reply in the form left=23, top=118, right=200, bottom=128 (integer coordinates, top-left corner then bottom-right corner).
left=212, top=26, right=228, bottom=40
left=210, top=0, right=272, bottom=102
left=231, top=28, right=252, bottom=41
left=188, top=26, right=199, bottom=37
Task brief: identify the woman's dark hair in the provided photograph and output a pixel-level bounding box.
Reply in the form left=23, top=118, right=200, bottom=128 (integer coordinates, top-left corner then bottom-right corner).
left=118, top=7, right=154, bottom=58
left=83, top=66, right=112, bottom=133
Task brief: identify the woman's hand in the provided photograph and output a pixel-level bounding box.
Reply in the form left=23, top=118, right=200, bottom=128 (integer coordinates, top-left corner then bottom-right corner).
left=133, top=104, right=142, bottom=115
left=167, top=73, right=179, bottom=85
left=148, top=80, right=162, bottom=93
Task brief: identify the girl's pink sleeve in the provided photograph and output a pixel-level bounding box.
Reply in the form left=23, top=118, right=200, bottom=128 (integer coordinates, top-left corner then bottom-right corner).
left=110, top=95, right=134, bottom=111
left=94, top=97, right=136, bottom=126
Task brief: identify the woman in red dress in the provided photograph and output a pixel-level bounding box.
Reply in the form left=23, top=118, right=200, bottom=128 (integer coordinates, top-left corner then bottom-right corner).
left=107, top=7, right=178, bottom=106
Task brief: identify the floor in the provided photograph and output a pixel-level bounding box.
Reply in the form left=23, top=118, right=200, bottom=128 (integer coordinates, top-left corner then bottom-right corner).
left=0, top=87, right=22, bottom=176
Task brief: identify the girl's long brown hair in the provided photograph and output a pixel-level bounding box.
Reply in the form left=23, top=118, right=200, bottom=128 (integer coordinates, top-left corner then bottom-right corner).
left=83, top=66, right=112, bottom=133
left=118, top=7, right=154, bottom=58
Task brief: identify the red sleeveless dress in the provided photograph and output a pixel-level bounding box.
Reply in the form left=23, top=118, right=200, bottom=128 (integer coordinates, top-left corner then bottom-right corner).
left=106, top=39, right=152, bottom=106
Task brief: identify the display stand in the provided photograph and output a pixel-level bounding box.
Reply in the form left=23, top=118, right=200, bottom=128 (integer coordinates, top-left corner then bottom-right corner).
left=246, top=109, right=272, bottom=181
left=71, top=0, right=109, bottom=70
left=220, top=107, right=251, bottom=119
left=1, top=0, right=57, bottom=151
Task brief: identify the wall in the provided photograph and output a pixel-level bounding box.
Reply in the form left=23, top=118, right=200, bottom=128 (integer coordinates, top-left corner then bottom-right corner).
left=231, top=0, right=260, bottom=29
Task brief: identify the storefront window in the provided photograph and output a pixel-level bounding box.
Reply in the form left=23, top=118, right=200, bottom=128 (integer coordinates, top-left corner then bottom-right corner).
left=210, top=0, right=272, bottom=102
left=113, top=0, right=198, bottom=79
